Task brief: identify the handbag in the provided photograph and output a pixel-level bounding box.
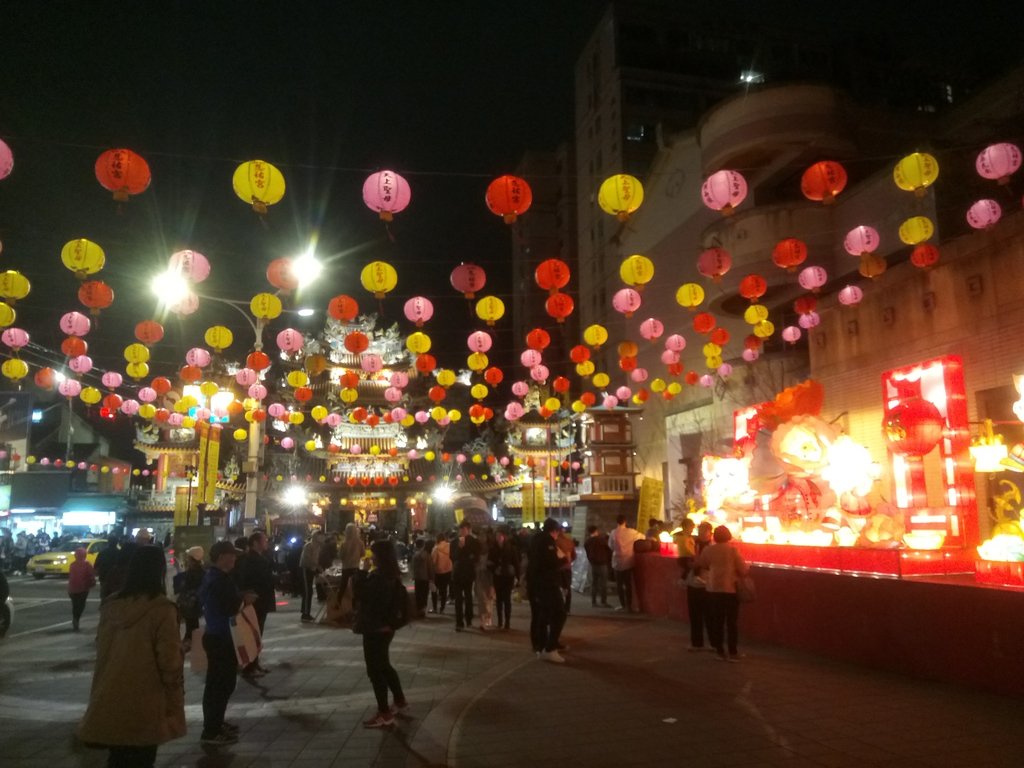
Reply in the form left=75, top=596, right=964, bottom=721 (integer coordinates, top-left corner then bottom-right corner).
left=230, top=605, right=263, bottom=666
left=736, top=575, right=756, bottom=603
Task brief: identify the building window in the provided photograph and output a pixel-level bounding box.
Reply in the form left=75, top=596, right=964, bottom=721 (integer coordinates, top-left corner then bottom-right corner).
left=625, top=122, right=651, bottom=142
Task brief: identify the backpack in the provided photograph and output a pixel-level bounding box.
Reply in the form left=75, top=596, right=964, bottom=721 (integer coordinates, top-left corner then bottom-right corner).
left=390, top=579, right=410, bottom=630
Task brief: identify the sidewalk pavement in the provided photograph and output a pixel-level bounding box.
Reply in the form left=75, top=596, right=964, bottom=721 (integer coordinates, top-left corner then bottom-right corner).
left=1, top=593, right=1022, bottom=767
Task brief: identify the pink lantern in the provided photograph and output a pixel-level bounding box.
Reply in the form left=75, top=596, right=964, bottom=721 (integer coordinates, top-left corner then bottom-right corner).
left=639, top=318, right=664, bottom=341
left=60, top=311, right=91, bottom=337
left=267, top=402, right=287, bottom=419
left=742, top=348, right=760, bottom=363
left=138, top=387, right=157, bottom=403
left=456, top=453, right=467, bottom=464
left=167, top=413, right=184, bottom=427
left=235, top=368, right=258, bottom=386
left=384, top=386, right=403, bottom=403
left=326, top=413, right=343, bottom=427
left=414, top=410, right=430, bottom=424
left=520, top=349, right=542, bottom=368
left=467, top=330, right=493, bottom=353
left=276, top=328, right=304, bottom=353
left=168, top=250, right=211, bottom=283
left=450, top=263, right=487, bottom=299
left=838, top=285, right=864, bottom=306
left=976, top=143, right=1021, bottom=183
left=612, top=288, right=642, bottom=317
left=505, top=402, right=524, bottom=420
left=248, top=383, right=268, bottom=400
left=603, top=395, right=619, bottom=409
left=404, top=296, right=434, bottom=326
left=362, top=170, right=411, bottom=221
left=436, top=415, right=450, bottom=426
left=406, top=449, right=419, bottom=460
left=170, top=292, right=199, bottom=315
left=350, top=443, right=363, bottom=455
left=718, top=363, right=733, bottom=377
left=665, top=334, right=686, bottom=353
left=798, top=312, right=821, bottom=329
left=360, top=353, right=383, bottom=372
left=186, top=347, right=211, bottom=367
left=699, top=374, right=715, bottom=388
left=701, top=170, right=748, bottom=214
left=661, top=349, right=680, bottom=365
left=511, top=381, right=529, bottom=398
left=193, top=407, right=211, bottom=421
left=798, top=266, right=828, bottom=292
left=843, top=226, right=880, bottom=256
left=58, top=379, right=82, bottom=398
left=120, top=399, right=140, bottom=416
left=616, top=386, right=632, bottom=401
left=530, top=365, right=549, bottom=383
left=101, top=371, right=122, bottom=389
left=390, top=371, right=409, bottom=388
left=77, top=461, right=88, bottom=470
left=966, top=199, right=1002, bottom=230
left=500, top=456, right=510, bottom=466
left=630, top=368, right=649, bottom=383
left=696, top=247, right=732, bottom=281
left=0, top=138, right=12, bottom=180
left=1, top=328, right=28, bottom=349
left=389, top=408, right=406, bottom=422
left=781, top=326, right=802, bottom=344
left=40, top=458, right=50, bottom=466
left=69, top=355, right=92, bottom=374
left=281, top=437, right=295, bottom=450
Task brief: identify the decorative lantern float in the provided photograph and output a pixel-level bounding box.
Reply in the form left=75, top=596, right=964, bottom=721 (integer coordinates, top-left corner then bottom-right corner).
left=233, top=159, right=286, bottom=214
left=450, top=263, right=486, bottom=299
left=976, top=143, right=1021, bottom=184
left=893, top=152, right=939, bottom=197
left=800, top=160, right=847, bottom=203
left=362, top=169, right=411, bottom=222
left=598, top=173, right=644, bottom=221
left=700, top=170, right=747, bottom=216
left=883, top=397, right=945, bottom=457
left=485, top=174, right=532, bottom=224
left=95, top=148, right=151, bottom=202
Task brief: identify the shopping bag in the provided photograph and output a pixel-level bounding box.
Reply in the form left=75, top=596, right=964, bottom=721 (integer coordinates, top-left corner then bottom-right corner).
left=189, top=627, right=208, bottom=675
left=230, top=605, right=263, bottom=667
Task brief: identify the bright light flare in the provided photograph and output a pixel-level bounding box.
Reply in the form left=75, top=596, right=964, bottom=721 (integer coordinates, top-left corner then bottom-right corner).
left=283, top=485, right=307, bottom=507
left=152, top=270, right=191, bottom=306
left=432, top=485, right=454, bottom=504
left=292, top=251, right=322, bottom=288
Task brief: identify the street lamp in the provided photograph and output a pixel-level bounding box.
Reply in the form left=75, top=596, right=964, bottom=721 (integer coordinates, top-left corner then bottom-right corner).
left=292, top=250, right=322, bottom=289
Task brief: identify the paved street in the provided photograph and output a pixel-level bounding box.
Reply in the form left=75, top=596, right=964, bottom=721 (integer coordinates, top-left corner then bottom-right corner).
left=2, top=574, right=1023, bottom=767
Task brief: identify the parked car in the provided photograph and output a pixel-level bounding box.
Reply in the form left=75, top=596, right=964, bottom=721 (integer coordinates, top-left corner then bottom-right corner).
left=26, top=538, right=107, bottom=579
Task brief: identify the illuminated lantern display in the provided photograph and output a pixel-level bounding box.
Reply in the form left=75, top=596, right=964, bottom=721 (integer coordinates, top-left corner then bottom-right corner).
left=405, top=331, right=430, bottom=354
left=450, top=263, right=487, bottom=299
left=123, top=343, right=150, bottom=365
left=534, top=258, right=570, bottom=293
left=250, top=292, right=283, bottom=320
left=676, top=283, right=705, bottom=311
left=2, top=358, right=28, bottom=381
left=743, top=305, right=769, bottom=326
left=247, top=350, right=270, bottom=371
left=415, top=353, right=436, bottom=374
left=233, top=159, right=286, bottom=214
left=693, top=312, right=716, bottom=334
left=598, top=174, right=644, bottom=221
left=893, top=152, right=939, bottom=196
left=800, top=160, right=847, bottom=203
left=858, top=253, right=887, bottom=279
left=710, top=327, right=730, bottom=346
left=61, top=239, right=105, bottom=278
left=178, top=365, right=200, bottom=383
left=61, top=337, right=86, bottom=357
left=484, top=367, right=504, bottom=386
left=639, top=317, right=664, bottom=341
left=134, top=320, right=164, bottom=344
left=58, top=379, right=82, bottom=399
left=618, top=340, right=638, bottom=358
left=966, top=199, right=1002, bottom=230
left=60, top=311, right=91, bottom=337
left=753, top=320, right=775, bottom=339
left=793, top=296, right=817, bottom=316
left=204, top=325, right=233, bottom=352
left=151, top=377, right=172, bottom=395
left=276, top=328, right=304, bottom=353
left=169, top=291, right=199, bottom=316
left=570, top=345, right=590, bottom=363
left=0, top=302, right=15, bottom=328
left=771, top=238, right=807, bottom=272
left=35, top=367, right=56, bottom=389
left=360, top=261, right=398, bottom=299
left=526, top=328, right=551, bottom=351
left=583, top=324, right=608, bottom=348
left=329, top=294, right=360, bottom=322
left=781, top=326, right=802, bottom=344
left=798, top=312, right=820, bottom=329
left=266, top=258, right=298, bottom=291
left=0, top=271, right=30, bottom=303
left=0, top=138, right=11, bottom=179
left=475, top=295, right=505, bottom=326
left=362, top=169, right=411, bottom=222
left=700, top=170, right=747, bottom=215
left=910, top=243, right=940, bottom=270
left=1, top=327, right=27, bottom=349
left=976, top=142, right=1021, bottom=184
left=95, top=149, right=151, bottom=202
left=695, top=248, right=732, bottom=284
left=545, top=292, right=574, bottom=323
left=883, top=397, right=944, bottom=456
left=467, top=330, right=492, bottom=353
left=897, top=216, right=934, bottom=246
left=520, top=349, right=542, bottom=368
left=186, top=347, right=211, bottom=368
left=665, top=334, right=686, bottom=353
left=843, top=226, right=880, bottom=256
left=798, top=265, right=828, bottom=292
left=403, top=296, right=432, bottom=326
left=168, top=249, right=211, bottom=283
left=619, top=254, right=654, bottom=291
left=738, top=274, right=767, bottom=302
left=485, top=174, right=532, bottom=223
left=612, top=288, right=641, bottom=318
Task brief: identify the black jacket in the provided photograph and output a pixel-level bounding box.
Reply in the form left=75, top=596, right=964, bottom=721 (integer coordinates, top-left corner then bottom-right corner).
left=235, top=551, right=276, bottom=614
left=450, top=535, right=481, bottom=582
left=584, top=533, right=612, bottom=566
left=488, top=539, right=519, bottom=579
left=526, top=531, right=562, bottom=592
left=353, top=570, right=399, bottom=634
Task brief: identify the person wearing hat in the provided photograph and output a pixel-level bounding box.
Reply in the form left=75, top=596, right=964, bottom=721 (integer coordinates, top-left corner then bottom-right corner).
left=526, top=519, right=569, bottom=663
left=174, top=546, right=206, bottom=649
left=198, top=540, right=252, bottom=746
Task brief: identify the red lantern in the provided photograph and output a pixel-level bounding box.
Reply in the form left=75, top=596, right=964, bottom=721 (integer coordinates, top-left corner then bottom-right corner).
left=151, top=377, right=172, bottom=395
left=619, top=356, right=637, bottom=372
left=580, top=392, right=596, bottom=407
left=771, top=238, right=808, bottom=272
left=910, top=243, right=939, bottom=270
left=251, top=409, right=266, bottom=423
left=78, top=280, right=114, bottom=313
left=450, top=263, right=486, bottom=299
left=485, top=175, right=533, bottom=223
left=484, top=367, right=504, bottom=386
left=388, top=476, right=399, bottom=487
left=134, top=320, right=164, bottom=344
left=794, top=296, right=818, bottom=315
left=352, top=407, right=368, bottom=422
left=801, top=160, right=847, bottom=203
left=179, top=365, right=202, bottom=383
left=697, top=247, right=732, bottom=282
left=469, top=404, right=485, bottom=420
left=61, top=336, right=87, bottom=358
left=415, top=353, right=437, bottom=374
left=709, top=327, right=730, bottom=346
left=344, top=331, right=369, bottom=354
left=294, top=387, right=313, bottom=402
left=95, top=148, right=151, bottom=202
left=428, top=385, right=446, bottom=403
left=693, top=312, right=716, bottom=334
left=667, top=362, right=683, bottom=377
left=154, top=408, right=171, bottom=423
left=744, top=335, right=762, bottom=351
left=526, top=328, right=551, bottom=351
left=35, top=367, right=56, bottom=390
left=247, top=351, right=271, bottom=371
left=534, top=258, right=571, bottom=293
left=266, top=258, right=298, bottom=291
left=685, top=371, right=700, bottom=386
left=884, top=398, right=944, bottom=456
left=341, top=371, right=360, bottom=388
left=739, top=274, right=767, bottom=301
left=552, top=376, right=570, bottom=393
left=545, top=292, right=574, bottom=323
left=570, top=345, right=590, bottom=364
left=366, top=414, right=379, bottom=427
left=328, top=294, right=359, bottom=322
left=346, top=477, right=358, bottom=487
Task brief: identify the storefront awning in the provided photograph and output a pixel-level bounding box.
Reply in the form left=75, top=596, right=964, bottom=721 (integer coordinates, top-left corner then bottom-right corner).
left=60, top=494, right=129, bottom=514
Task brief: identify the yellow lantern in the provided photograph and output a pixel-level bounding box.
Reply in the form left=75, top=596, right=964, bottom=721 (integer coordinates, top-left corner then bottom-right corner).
left=360, top=261, right=398, bottom=299
left=436, top=369, right=456, bottom=388
left=598, top=174, right=644, bottom=221
left=576, top=360, right=595, bottom=377
left=406, top=332, right=431, bottom=354
left=753, top=320, right=776, bottom=339
left=204, top=326, right=233, bottom=351
left=593, top=372, right=610, bottom=388
left=126, top=362, right=149, bottom=380
left=286, top=370, right=309, bottom=388
left=288, top=411, right=305, bottom=425
left=174, top=400, right=190, bottom=414
left=676, top=283, right=705, bottom=310
left=0, top=271, right=30, bottom=301
left=544, top=397, right=561, bottom=412
left=705, top=355, right=723, bottom=369
left=369, top=444, right=381, bottom=456
left=401, top=414, right=415, bottom=428
left=474, top=295, right=505, bottom=326
left=583, top=324, right=608, bottom=348
left=467, top=352, right=488, bottom=371
left=571, top=400, right=586, bottom=414
left=650, top=378, right=666, bottom=393
left=424, top=450, right=436, bottom=461
left=243, top=398, right=258, bottom=411
left=26, top=456, right=36, bottom=465
left=250, top=292, right=283, bottom=320
left=80, top=387, right=102, bottom=405
left=340, top=387, right=358, bottom=404
left=182, top=416, right=196, bottom=428
left=2, top=358, right=28, bottom=381
left=430, top=406, right=447, bottom=421
left=470, top=383, right=489, bottom=400
left=124, top=343, right=150, bottom=364
left=743, top=304, right=770, bottom=325
left=244, top=410, right=255, bottom=423
left=61, top=238, right=106, bottom=277
left=447, top=409, right=462, bottom=422
left=619, top=254, right=654, bottom=290
left=472, top=454, right=483, bottom=464
left=898, top=216, right=935, bottom=245
left=893, top=152, right=939, bottom=196
left=200, top=381, right=219, bottom=398
left=233, top=428, right=248, bottom=441
left=180, top=395, right=198, bottom=409
left=311, top=405, right=328, bottom=421
left=138, top=403, right=157, bottom=419
left=0, top=302, right=14, bottom=327
left=305, top=440, right=317, bottom=452
left=702, top=342, right=722, bottom=358
left=232, top=159, right=286, bottom=214
left=668, top=382, right=682, bottom=395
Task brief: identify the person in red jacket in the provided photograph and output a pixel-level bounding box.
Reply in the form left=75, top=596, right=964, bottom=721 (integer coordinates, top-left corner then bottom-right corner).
left=67, top=547, right=96, bottom=631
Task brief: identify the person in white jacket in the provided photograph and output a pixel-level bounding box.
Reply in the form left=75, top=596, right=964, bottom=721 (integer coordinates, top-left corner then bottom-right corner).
left=607, top=514, right=645, bottom=612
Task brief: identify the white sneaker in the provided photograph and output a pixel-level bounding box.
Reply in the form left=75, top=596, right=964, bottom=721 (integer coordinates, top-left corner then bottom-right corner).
left=541, top=650, right=566, bottom=664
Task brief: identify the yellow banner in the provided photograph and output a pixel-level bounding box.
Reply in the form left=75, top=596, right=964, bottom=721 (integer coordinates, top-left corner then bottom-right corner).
left=637, top=476, right=664, bottom=528
left=521, top=481, right=535, bottom=524
left=174, top=486, right=191, bottom=527
left=203, top=423, right=221, bottom=506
